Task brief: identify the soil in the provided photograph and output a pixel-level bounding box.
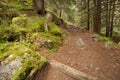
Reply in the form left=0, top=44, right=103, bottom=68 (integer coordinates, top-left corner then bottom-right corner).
left=36, top=27, right=120, bottom=80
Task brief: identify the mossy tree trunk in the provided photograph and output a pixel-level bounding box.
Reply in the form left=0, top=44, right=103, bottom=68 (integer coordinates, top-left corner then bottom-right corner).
left=33, top=0, right=46, bottom=15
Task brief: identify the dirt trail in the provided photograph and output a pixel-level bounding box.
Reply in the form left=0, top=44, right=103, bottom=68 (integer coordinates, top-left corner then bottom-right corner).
left=36, top=27, right=120, bottom=80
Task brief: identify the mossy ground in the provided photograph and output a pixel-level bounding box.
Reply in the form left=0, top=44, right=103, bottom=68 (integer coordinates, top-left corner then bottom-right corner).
left=94, top=34, right=120, bottom=49
left=0, top=15, right=62, bottom=80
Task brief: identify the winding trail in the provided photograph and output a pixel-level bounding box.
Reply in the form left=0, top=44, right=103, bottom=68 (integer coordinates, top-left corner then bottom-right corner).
left=35, top=27, right=120, bottom=80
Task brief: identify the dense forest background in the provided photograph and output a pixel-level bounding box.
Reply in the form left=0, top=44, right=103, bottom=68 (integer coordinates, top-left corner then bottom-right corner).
left=46, top=0, right=120, bottom=42
left=0, top=0, right=120, bottom=42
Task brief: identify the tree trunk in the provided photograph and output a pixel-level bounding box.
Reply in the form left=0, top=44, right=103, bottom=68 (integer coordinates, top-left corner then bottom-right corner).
left=33, top=0, right=46, bottom=15
left=106, top=0, right=109, bottom=37
left=93, top=0, right=101, bottom=33
left=87, top=0, right=90, bottom=30
left=59, top=8, right=62, bottom=18
left=21, top=0, right=25, bottom=6
left=110, top=0, right=116, bottom=37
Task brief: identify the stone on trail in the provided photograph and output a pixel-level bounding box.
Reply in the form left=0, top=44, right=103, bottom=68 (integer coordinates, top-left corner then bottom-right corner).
left=76, top=38, right=85, bottom=46
left=104, top=41, right=113, bottom=48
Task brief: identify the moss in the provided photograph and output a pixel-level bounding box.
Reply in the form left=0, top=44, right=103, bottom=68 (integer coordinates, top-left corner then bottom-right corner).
left=5, top=55, right=16, bottom=64
left=99, top=36, right=111, bottom=42
left=11, top=15, right=27, bottom=27
left=94, top=34, right=111, bottom=42
left=12, top=66, right=33, bottom=80
left=0, top=15, right=63, bottom=79
left=0, top=42, right=46, bottom=80
left=0, top=26, right=28, bottom=42
left=12, top=51, right=46, bottom=80
left=39, top=33, right=62, bottom=51
left=46, top=10, right=60, bottom=19
left=0, top=16, right=62, bottom=43
left=48, top=22, right=62, bottom=37
left=0, top=42, right=29, bottom=61
left=28, top=32, right=62, bottom=52
left=27, top=16, right=47, bottom=31
left=0, top=43, right=11, bottom=53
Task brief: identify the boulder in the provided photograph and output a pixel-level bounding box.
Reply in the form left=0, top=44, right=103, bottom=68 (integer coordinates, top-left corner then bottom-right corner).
left=104, top=41, right=113, bottom=48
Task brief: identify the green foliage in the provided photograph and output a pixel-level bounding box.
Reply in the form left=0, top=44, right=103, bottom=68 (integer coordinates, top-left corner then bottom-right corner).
left=0, top=15, right=62, bottom=63
left=0, top=42, right=28, bottom=61
left=11, top=14, right=27, bottom=27
left=39, top=32, right=62, bottom=50
left=12, top=49, right=46, bottom=80
left=49, top=22, right=62, bottom=37
left=0, top=42, right=46, bottom=80
left=0, top=16, right=62, bottom=51
left=0, top=16, right=45, bottom=42
left=27, top=16, right=47, bottom=32
left=94, top=34, right=111, bottom=42
left=0, top=0, right=65, bottom=79
left=12, top=66, right=32, bottom=80
left=29, top=32, right=62, bottom=52
left=0, top=26, right=27, bottom=42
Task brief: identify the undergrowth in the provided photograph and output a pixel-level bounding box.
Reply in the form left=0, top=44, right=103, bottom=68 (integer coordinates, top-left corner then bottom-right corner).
left=0, top=15, right=62, bottom=80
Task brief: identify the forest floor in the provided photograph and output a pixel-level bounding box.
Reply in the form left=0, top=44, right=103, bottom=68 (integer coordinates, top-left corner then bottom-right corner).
left=35, top=26, right=120, bottom=80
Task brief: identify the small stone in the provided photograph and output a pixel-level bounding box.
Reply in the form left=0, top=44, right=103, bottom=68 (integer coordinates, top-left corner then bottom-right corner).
left=81, top=48, right=84, bottom=50
left=76, top=38, right=85, bottom=46
left=84, top=66, right=89, bottom=69
left=89, top=64, right=93, bottom=68
left=105, top=41, right=113, bottom=48
left=116, top=63, right=119, bottom=66
left=93, top=38, right=99, bottom=42
left=95, top=67, right=100, bottom=70
left=66, top=60, right=69, bottom=63
left=110, top=53, right=113, bottom=56
left=113, top=65, right=116, bottom=68
left=118, top=42, right=120, bottom=46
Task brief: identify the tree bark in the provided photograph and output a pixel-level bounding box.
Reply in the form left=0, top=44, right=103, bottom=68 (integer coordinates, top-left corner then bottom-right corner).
left=106, top=0, right=109, bottom=37
left=93, top=0, right=101, bottom=33
left=33, top=0, right=46, bottom=15
left=87, top=0, right=90, bottom=30
left=110, top=0, right=116, bottom=37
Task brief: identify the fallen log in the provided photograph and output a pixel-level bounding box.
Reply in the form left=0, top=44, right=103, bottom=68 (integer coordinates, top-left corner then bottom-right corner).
left=49, top=60, right=98, bottom=80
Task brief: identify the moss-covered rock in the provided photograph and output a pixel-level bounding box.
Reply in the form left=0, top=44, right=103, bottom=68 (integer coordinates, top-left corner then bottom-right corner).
left=12, top=51, right=46, bottom=80
left=29, top=32, right=62, bottom=51
left=0, top=15, right=63, bottom=80
left=93, top=34, right=111, bottom=42
left=0, top=42, right=46, bottom=80
left=48, top=22, right=62, bottom=37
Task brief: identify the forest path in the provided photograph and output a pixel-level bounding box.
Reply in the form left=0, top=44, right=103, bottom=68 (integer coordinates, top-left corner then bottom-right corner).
left=35, top=27, right=120, bottom=80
